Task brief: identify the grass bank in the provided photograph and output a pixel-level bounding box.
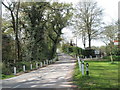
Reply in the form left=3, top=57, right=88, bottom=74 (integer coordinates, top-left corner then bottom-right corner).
left=73, top=60, right=119, bottom=89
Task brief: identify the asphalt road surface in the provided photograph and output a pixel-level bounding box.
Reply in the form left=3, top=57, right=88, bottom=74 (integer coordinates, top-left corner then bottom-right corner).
left=2, top=53, right=77, bottom=89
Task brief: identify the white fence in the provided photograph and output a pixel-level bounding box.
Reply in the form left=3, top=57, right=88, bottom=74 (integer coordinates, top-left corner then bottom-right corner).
left=13, top=57, right=58, bottom=75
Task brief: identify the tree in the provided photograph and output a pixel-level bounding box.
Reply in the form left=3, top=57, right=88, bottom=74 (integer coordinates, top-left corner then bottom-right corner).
left=2, top=1, right=21, bottom=63
left=47, top=2, right=73, bottom=59
left=73, top=1, right=103, bottom=49
left=2, top=1, right=73, bottom=63
left=101, top=22, right=118, bottom=62
left=20, top=2, right=51, bottom=61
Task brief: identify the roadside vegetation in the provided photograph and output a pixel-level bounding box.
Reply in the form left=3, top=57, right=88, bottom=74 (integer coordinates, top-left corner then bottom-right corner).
left=62, top=41, right=119, bottom=89
left=2, top=1, right=119, bottom=86
left=2, top=1, right=73, bottom=78
left=73, top=60, right=119, bottom=89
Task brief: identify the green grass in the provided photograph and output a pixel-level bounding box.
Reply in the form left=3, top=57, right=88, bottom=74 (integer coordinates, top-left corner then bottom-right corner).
left=73, top=60, right=119, bottom=89
left=1, top=74, right=15, bottom=79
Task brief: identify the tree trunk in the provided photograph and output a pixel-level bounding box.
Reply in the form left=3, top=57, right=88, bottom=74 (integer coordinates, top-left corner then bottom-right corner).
left=110, top=52, right=113, bottom=63
left=15, top=2, right=21, bottom=61
left=51, top=42, right=57, bottom=59
left=82, top=34, right=86, bottom=49
left=88, top=34, right=91, bottom=49
left=83, top=37, right=86, bottom=49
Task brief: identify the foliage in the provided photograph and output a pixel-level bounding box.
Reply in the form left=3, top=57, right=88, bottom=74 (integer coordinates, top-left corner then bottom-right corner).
left=100, top=22, right=118, bottom=57
left=2, top=62, right=13, bottom=75
left=2, top=74, right=15, bottom=79
left=84, top=48, right=96, bottom=58
left=62, top=43, right=98, bottom=57
left=62, top=43, right=84, bottom=56
left=2, top=1, right=73, bottom=75
left=21, top=2, right=51, bottom=60
left=103, top=55, right=120, bottom=61
left=2, top=34, right=15, bottom=62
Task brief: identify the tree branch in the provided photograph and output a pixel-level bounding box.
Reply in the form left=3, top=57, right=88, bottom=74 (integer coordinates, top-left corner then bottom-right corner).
left=48, top=34, right=55, bottom=42
left=2, top=2, right=11, bottom=11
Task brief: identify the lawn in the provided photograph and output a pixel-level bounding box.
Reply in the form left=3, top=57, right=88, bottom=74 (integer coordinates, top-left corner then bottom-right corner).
left=73, top=60, right=119, bottom=89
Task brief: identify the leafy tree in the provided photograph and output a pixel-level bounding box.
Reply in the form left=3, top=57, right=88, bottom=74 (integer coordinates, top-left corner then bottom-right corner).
left=47, top=2, right=73, bottom=59
left=2, top=1, right=73, bottom=67
left=20, top=2, right=50, bottom=61
left=101, top=22, right=118, bottom=62
left=2, top=1, right=21, bottom=63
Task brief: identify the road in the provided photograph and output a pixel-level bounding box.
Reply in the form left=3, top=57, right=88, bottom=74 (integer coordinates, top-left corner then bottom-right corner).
left=2, top=53, right=77, bottom=89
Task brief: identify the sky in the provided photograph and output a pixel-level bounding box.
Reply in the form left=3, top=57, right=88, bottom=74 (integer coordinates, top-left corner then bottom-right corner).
left=59, top=0, right=119, bottom=48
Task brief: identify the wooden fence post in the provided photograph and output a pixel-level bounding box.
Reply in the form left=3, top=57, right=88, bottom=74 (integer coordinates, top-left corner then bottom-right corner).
left=30, top=64, right=32, bottom=70
left=36, top=62, right=38, bottom=69
left=14, top=67, right=16, bottom=75
left=86, top=63, right=89, bottom=75
left=44, top=61, right=46, bottom=66
left=23, top=65, right=25, bottom=72
left=77, top=56, right=81, bottom=71
left=82, top=63, right=84, bottom=75
left=40, top=62, right=42, bottom=67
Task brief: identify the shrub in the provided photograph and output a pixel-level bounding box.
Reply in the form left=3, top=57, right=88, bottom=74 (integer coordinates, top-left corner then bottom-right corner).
left=103, top=55, right=120, bottom=61
left=2, top=63, right=12, bottom=75
left=62, top=44, right=84, bottom=56
left=83, top=49, right=96, bottom=58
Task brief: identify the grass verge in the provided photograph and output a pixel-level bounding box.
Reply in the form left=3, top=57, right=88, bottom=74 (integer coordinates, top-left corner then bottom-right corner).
left=73, top=60, right=119, bottom=89
left=2, top=74, right=15, bottom=79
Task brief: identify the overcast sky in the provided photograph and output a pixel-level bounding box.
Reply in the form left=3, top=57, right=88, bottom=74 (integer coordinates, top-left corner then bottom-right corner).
left=60, top=0, right=119, bottom=48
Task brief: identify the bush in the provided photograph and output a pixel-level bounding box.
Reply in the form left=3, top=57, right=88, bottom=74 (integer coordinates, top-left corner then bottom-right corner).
left=62, top=44, right=84, bottom=56
left=83, top=49, right=96, bottom=58
left=2, top=63, right=12, bottom=75
left=112, top=55, right=120, bottom=61
left=103, top=55, right=120, bottom=61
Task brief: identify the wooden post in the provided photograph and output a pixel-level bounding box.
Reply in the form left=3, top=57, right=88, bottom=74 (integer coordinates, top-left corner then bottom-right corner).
left=46, top=60, right=48, bottom=65
left=23, top=65, right=25, bottom=72
left=51, top=60, right=52, bottom=63
left=77, top=56, right=81, bottom=71
left=14, top=67, right=16, bottom=75
left=82, top=63, right=84, bottom=75
left=30, top=64, right=32, bottom=70
left=40, top=62, right=42, bottom=67
left=44, top=61, right=46, bottom=66
left=36, top=62, right=38, bottom=69
left=90, top=55, right=92, bottom=59
left=86, top=63, right=89, bottom=75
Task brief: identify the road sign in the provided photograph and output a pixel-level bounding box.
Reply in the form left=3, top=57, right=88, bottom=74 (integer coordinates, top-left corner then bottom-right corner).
left=114, top=40, right=119, bottom=45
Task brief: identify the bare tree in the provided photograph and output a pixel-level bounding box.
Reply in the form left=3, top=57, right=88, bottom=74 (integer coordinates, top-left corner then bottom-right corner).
left=73, top=1, right=103, bottom=49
